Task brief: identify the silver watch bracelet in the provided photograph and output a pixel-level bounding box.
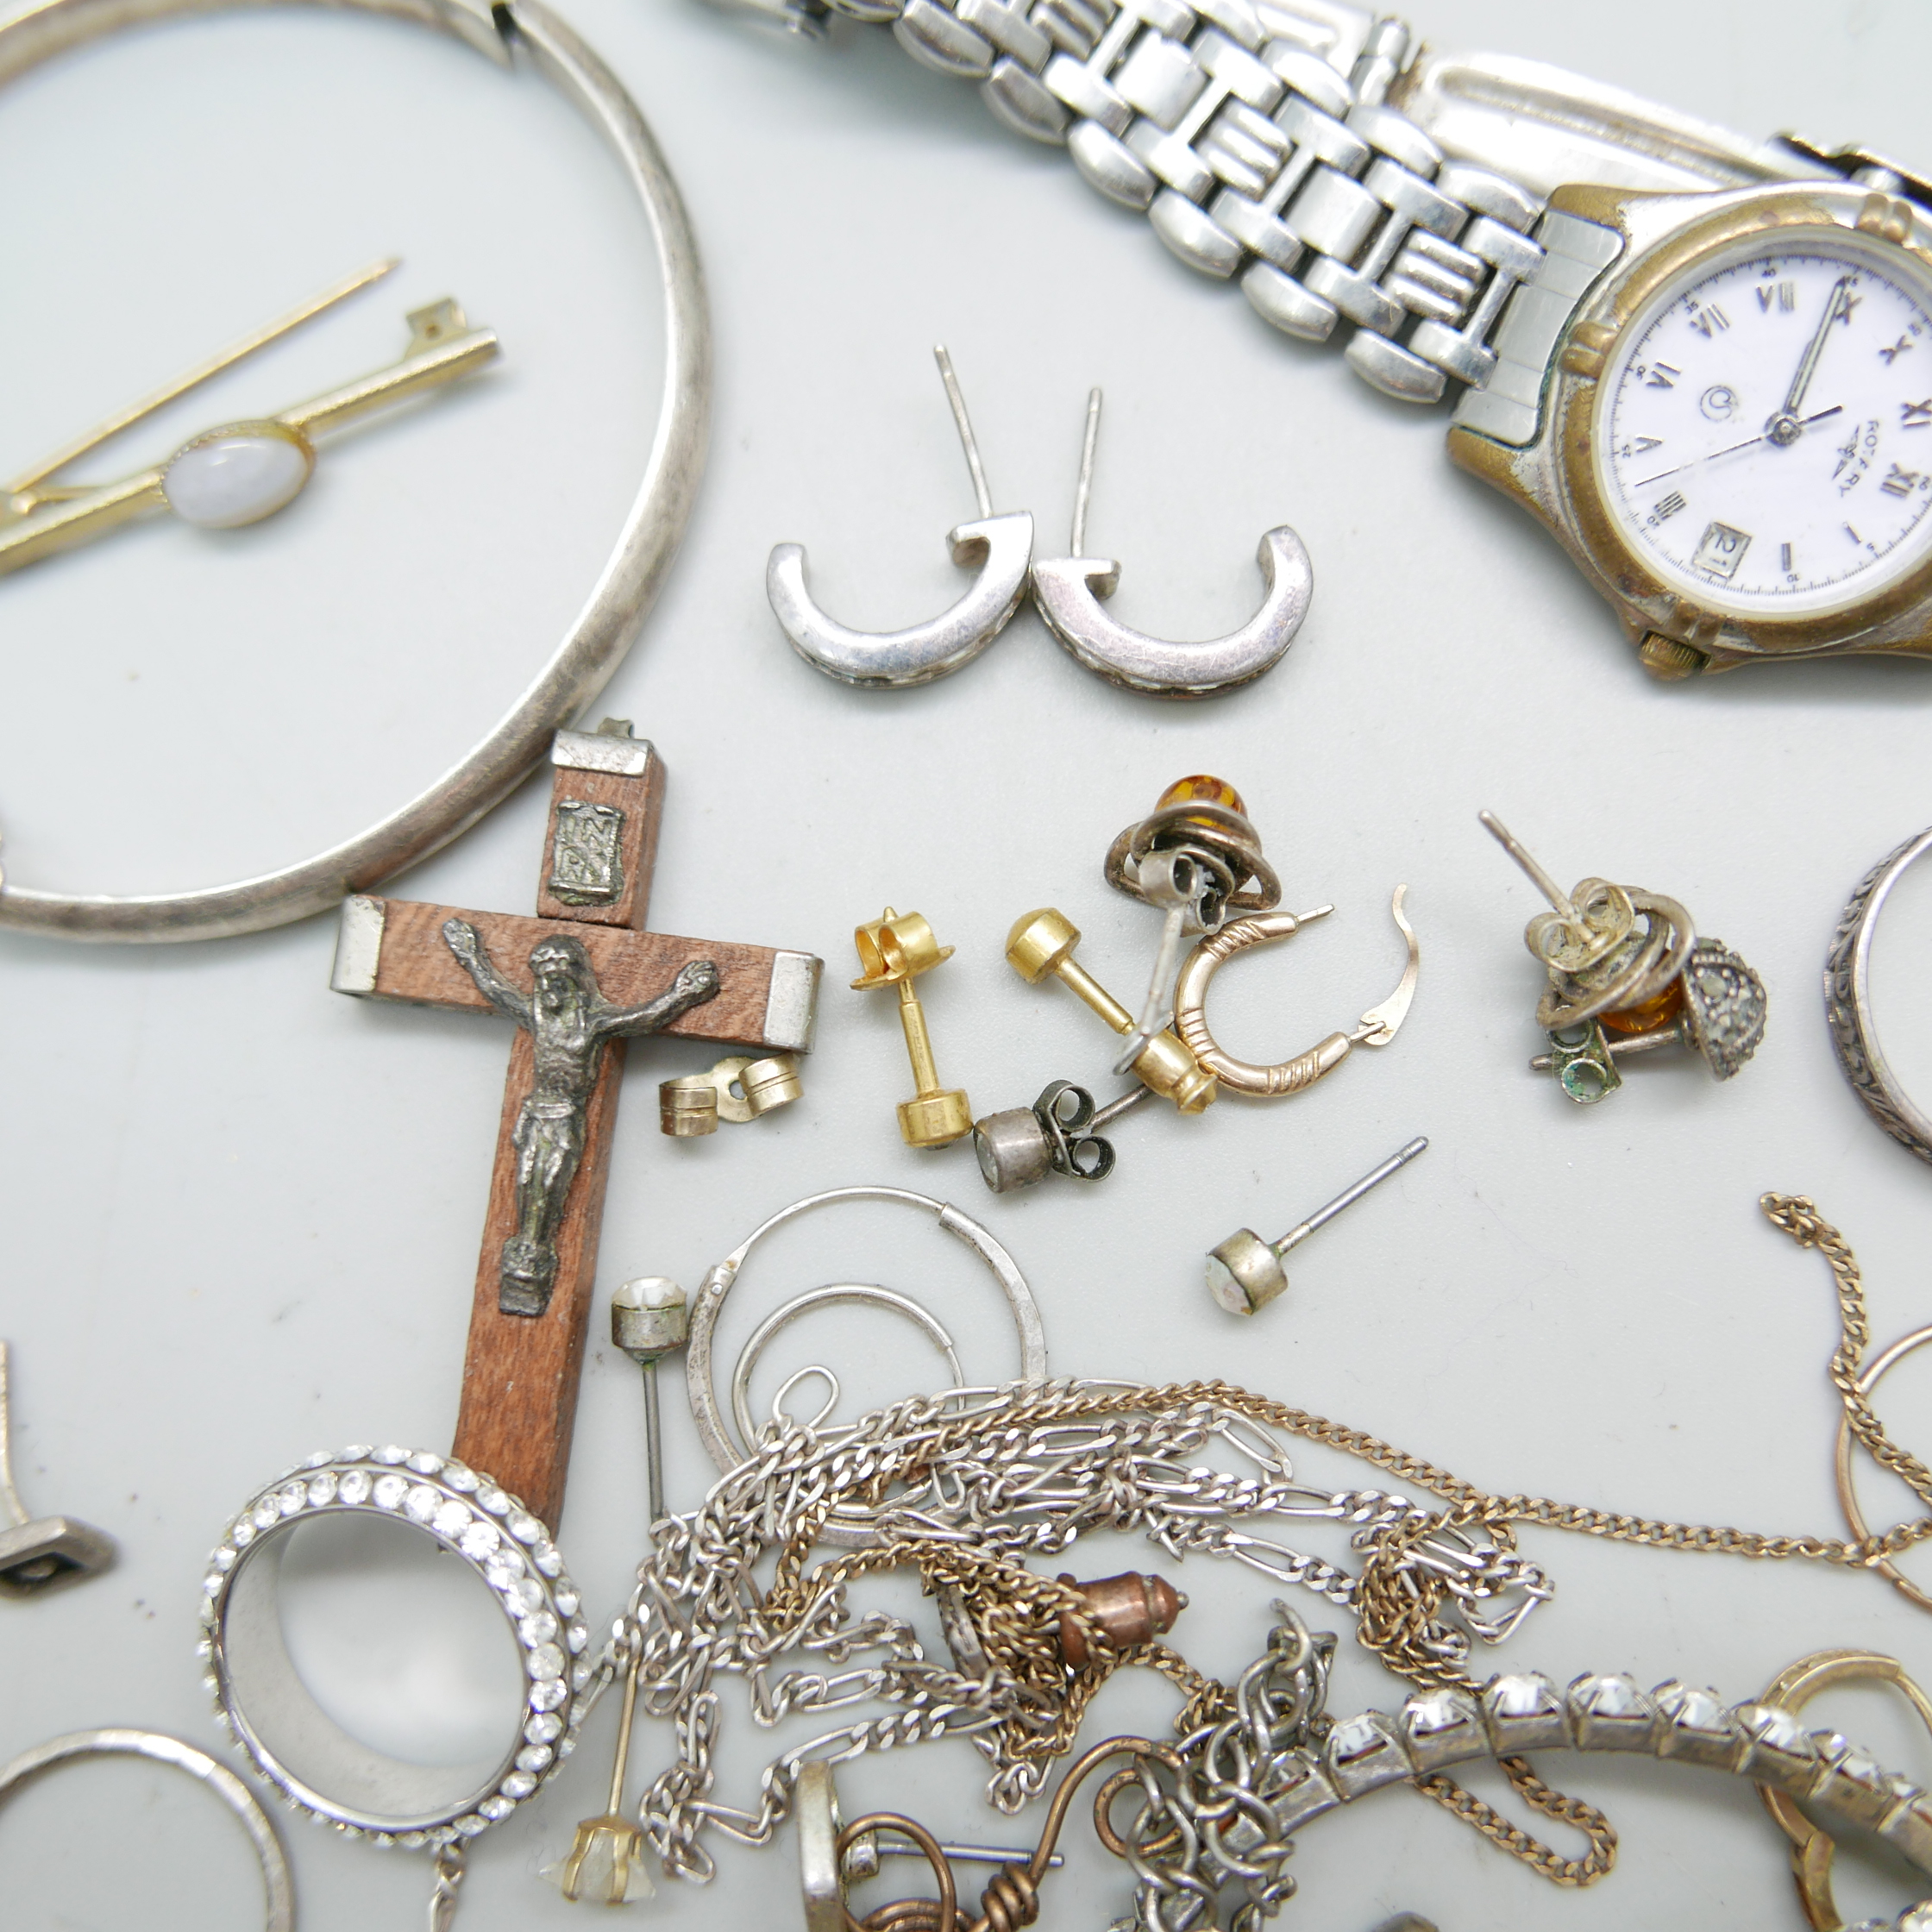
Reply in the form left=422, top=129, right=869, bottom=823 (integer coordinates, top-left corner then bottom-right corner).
left=699, top=0, right=1893, bottom=417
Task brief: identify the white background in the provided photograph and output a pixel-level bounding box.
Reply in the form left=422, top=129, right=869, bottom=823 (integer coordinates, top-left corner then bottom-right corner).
left=4, top=1, right=1932, bottom=1928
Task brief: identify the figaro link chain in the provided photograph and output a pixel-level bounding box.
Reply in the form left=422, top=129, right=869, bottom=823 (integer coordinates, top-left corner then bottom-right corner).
left=605, top=1389, right=1545, bottom=1878
left=814, top=0, right=1549, bottom=405
left=604, top=1196, right=1928, bottom=1898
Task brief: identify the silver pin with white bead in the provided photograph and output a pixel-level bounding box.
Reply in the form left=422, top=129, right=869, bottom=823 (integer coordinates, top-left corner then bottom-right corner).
left=1207, top=1138, right=1428, bottom=1315
left=610, top=1277, right=690, bottom=1528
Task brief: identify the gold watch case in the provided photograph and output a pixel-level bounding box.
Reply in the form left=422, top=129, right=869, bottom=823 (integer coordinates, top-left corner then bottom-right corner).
left=1449, top=179, right=1932, bottom=680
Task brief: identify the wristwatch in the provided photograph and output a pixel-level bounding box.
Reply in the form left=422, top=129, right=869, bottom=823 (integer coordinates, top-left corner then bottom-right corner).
left=700, top=0, right=1932, bottom=681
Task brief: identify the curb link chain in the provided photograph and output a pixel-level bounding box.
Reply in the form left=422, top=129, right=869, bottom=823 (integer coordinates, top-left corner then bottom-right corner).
left=599, top=1194, right=1927, bottom=1905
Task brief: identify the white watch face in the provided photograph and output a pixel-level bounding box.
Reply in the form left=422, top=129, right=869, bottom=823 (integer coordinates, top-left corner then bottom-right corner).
left=1595, top=229, right=1932, bottom=620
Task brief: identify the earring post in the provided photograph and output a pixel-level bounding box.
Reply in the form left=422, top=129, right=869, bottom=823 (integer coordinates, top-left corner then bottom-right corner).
left=1478, top=810, right=1579, bottom=921
left=4, top=256, right=400, bottom=505
left=1273, top=1137, right=1427, bottom=1254
left=932, top=344, right=993, bottom=518
left=875, top=1844, right=1066, bottom=1868
left=1071, top=386, right=1101, bottom=553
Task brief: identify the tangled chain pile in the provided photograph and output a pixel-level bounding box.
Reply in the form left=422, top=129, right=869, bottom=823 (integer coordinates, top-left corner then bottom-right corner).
left=602, top=1383, right=1546, bottom=1882
left=1106, top=1610, right=1340, bottom=1932
left=1109, top=1607, right=1615, bottom=1932
left=590, top=1196, right=1932, bottom=1918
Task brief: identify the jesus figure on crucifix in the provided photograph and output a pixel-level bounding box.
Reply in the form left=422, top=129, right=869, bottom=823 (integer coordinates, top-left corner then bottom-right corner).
left=442, top=918, right=721, bottom=1315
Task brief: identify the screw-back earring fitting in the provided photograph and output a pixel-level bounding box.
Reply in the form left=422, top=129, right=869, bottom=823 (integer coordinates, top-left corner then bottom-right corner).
left=768, top=347, right=1033, bottom=688
left=1480, top=811, right=1767, bottom=1105
left=1029, top=389, right=1313, bottom=697
left=971, top=1080, right=1151, bottom=1192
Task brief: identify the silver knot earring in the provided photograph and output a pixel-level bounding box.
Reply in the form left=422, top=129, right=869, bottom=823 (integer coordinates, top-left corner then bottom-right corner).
left=1482, top=810, right=1767, bottom=1105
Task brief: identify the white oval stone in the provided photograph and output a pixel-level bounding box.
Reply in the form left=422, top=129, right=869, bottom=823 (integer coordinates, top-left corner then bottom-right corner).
left=163, top=426, right=311, bottom=529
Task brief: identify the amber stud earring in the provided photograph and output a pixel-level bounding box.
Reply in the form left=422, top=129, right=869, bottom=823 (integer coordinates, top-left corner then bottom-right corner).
left=1481, top=811, right=1766, bottom=1105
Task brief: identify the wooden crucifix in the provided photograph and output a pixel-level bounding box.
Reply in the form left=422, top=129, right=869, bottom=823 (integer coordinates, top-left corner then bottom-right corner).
left=329, top=723, right=821, bottom=1527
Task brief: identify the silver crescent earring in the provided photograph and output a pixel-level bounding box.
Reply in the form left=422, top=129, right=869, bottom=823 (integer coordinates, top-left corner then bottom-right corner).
left=1030, top=389, right=1313, bottom=698
left=767, top=347, right=1033, bottom=688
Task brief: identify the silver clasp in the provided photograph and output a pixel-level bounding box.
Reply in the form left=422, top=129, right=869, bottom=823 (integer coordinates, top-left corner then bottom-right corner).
left=1778, top=134, right=1932, bottom=210
left=699, top=0, right=829, bottom=36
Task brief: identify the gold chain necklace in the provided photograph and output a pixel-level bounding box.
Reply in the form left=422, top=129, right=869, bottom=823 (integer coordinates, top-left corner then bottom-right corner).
left=758, top=1194, right=1926, bottom=1889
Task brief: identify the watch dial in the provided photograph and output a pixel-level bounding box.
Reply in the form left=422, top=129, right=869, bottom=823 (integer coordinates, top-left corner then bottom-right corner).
left=1596, top=233, right=1932, bottom=619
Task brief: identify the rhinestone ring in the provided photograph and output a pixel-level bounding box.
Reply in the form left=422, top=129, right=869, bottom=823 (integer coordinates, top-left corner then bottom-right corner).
left=202, top=1446, right=590, bottom=1846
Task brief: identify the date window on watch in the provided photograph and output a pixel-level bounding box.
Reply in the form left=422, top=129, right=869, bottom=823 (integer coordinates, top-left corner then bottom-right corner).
left=1691, top=520, right=1752, bottom=582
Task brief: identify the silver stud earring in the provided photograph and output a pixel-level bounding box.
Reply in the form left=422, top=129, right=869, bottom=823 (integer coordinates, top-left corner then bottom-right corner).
left=1029, top=388, right=1314, bottom=698
left=767, top=347, right=1033, bottom=688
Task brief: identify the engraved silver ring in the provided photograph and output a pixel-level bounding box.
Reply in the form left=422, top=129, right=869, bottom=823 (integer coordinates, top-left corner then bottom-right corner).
left=0, top=0, right=708, bottom=943
left=0, top=1727, right=296, bottom=1930
left=1826, top=826, right=1932, bottom=1167
left=201, top=1446, right=590, bottom=1847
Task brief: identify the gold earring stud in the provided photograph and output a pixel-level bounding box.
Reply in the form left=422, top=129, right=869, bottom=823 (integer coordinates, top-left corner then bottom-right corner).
left=852, top=909, right=973, bottom=1147
left=1005, top=907, right=1217, bottom=1113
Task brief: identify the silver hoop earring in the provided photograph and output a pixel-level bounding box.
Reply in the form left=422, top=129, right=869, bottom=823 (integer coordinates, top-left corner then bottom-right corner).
left=1030, top=389, right=1313, bottom=697
left=683, top=1185, right=1048, bottom=1546
left=768, top=348, right=1033, bottom=688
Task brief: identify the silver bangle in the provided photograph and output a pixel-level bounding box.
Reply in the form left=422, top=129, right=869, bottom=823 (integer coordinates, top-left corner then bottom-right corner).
left=0, top=0, right=708, bottom=944
left=1826, top=826, right=1932, bottom=1166
left=0, top=1728, right=295, bottom=1931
